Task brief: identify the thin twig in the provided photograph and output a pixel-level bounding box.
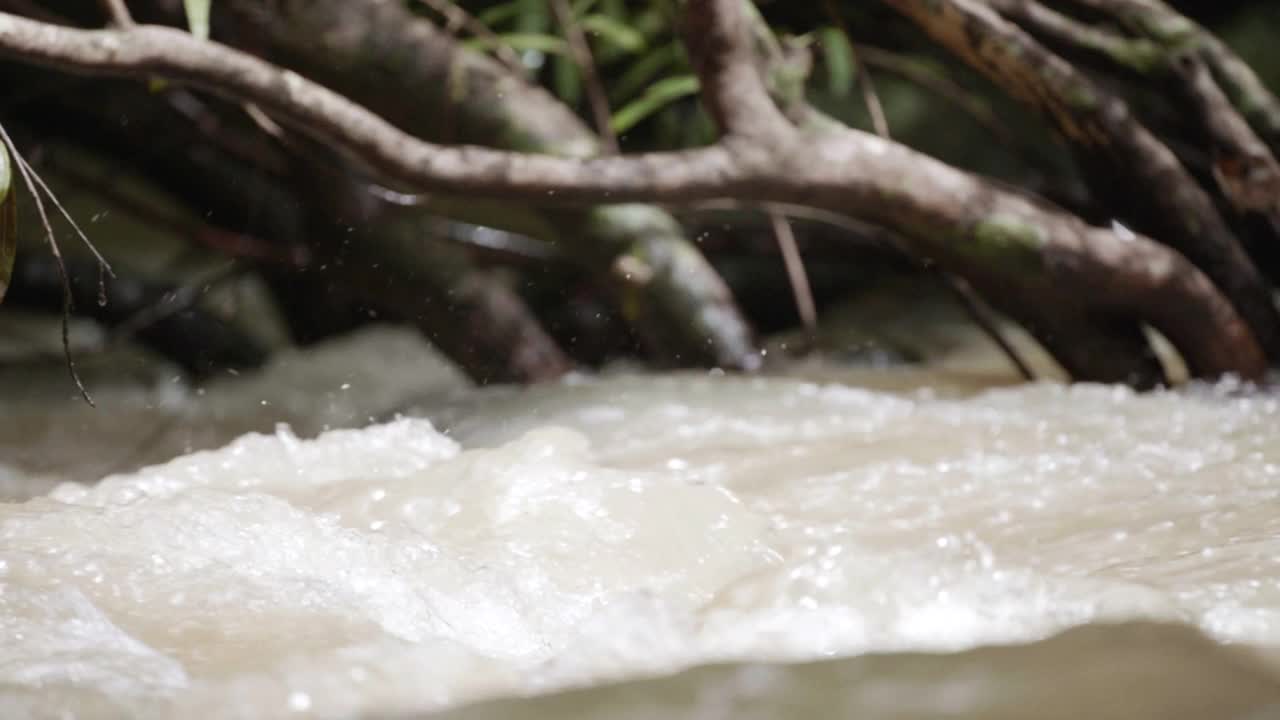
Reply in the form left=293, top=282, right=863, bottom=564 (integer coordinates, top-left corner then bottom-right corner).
left=690, top=199, right=897, bottom=243
left=18, top=153, right=114, bottom=275
left=242, top=101, right=286, bottom=140
left=411, top=0, right=525, bottom=75
left=856, top=58, right=891, bottom=139
left=935, top=271, right=1036, bottom=381
left=854, top=44, right=1030, bottom=154
left=768, top=210, right=818, bottom=343
left=0, top=123, right=94, bottom=405
left=97, top=0, right=133, bottom=27
left=709, top=201, right=1035, bottom=378
left=106, top=261, right=242, bottom=345
left=550, top=0, right=618, bottom=151
left=45, top=153, right=307, bottom=267
left=824, top=0, right=1034, bottom=380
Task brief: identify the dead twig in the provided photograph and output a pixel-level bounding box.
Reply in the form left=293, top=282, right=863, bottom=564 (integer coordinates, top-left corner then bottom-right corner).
left=0, top=123, right=95, bottom=404
left=767, top=210, right=817, bottom=339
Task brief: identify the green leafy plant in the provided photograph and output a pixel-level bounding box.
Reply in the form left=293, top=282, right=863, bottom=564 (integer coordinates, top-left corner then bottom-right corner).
left=817, top=26, right=855, bottom=97
left=611, top=74, right=699, bottom=134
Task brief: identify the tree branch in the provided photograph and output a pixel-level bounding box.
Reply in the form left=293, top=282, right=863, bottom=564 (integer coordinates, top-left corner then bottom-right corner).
left=0, top=14, right=748, bottom=203
left=207, top=0, right=760, bottom=371
left=992, top=0, right=1280, bottom=219
left=883, top=0, right=1280, bottom=364
left=97, top=0, right=133, bottom=28
left=682, top=0, right=792, bottom=140
left=1060, top=0, right=1280, bottom=157
left=0, top=6, right=1265, bottom=383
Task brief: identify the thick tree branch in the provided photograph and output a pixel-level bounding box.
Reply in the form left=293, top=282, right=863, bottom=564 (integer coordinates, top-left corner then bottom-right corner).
left=16, top=63, right=573, bottom=385
left=0, top=7, right=1265, bottom=383
left=1172, top=53, right=1280, bottom=219
left=883, top=0, right=1280, bottom=364
left=0, top=15, right=746, bottom=202
left=682, top=0, right=792, bottom=140
left=209, top=0, right=761, bottom=371
left=1061, top=0, right=1280, bottom=157
left=992, top=0, right=1280, bottom=219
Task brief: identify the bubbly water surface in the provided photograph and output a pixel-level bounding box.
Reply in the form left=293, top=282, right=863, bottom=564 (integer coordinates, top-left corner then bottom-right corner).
left=3, top=328, right=1279, bottom=718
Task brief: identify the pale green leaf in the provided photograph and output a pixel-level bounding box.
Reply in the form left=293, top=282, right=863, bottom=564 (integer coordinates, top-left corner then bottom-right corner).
left=183, top=0, right=211, bottom=40
left=580, top=14, right=645, bottom=53
left=609, top=43, right=681, bottom=104
left=553, top=54, right=582, bottom=105
left=478, top=2, right=523, bottom=28
left=819, top=27, right=855, bottom=97
left=610, top=74, right=700, bottom=134
left=514, top=0, right=550, bottom=33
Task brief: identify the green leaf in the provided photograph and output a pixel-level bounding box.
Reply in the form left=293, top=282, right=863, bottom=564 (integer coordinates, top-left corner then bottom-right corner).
left=464, top=33, right=568, bottom=55
left=600, top=0, right=628, bottom=20
left=553, top=54, right=582, bottom=105
left=609, top=43, right=681, bottom=104
left=0, top=143, right=15, bottom=305
left=818, top=27, right=855, bottom=97
left=478, top=2, right=524, bottom=28
left=183, top=0, right=211, bottom=40
left=514, top=0, right=550, bottom=33
left=610, top=74, right=700, bottom=134
left=580, top=14, right=645, bottom=53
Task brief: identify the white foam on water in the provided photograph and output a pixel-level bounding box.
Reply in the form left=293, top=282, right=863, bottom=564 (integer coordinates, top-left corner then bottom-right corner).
left=3, top=331, right=1280, bottom=718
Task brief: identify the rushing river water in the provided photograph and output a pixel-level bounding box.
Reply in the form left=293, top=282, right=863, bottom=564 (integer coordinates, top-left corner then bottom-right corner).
left=3, top=326, right=1280, bottom=719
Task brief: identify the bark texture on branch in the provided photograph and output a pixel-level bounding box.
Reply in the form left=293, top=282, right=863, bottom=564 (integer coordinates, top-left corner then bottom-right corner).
left=1062, top=0, right=1280, bottom=157
left=883, top=0, right=1280, bottom=364
left=992, top=0, right=1280, bottom=230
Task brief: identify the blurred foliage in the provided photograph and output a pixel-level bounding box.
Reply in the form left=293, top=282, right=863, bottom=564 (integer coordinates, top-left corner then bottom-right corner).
left=408, top=0, right=1274, bottom=189
left=416, top=0, right=719, bottom=148
left=407, top=0, right=1075, bottom=182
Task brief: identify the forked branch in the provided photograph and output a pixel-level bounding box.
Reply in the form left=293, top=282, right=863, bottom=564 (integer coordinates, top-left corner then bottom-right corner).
left=0, top=3, right=1264, bottom=384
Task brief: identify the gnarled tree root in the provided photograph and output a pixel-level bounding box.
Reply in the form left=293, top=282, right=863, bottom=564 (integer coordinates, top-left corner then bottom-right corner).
left=884, top=0, right=1280, bottom=364
left=0, top=1, right=1264, bottom=385
left=210, top=0, right=761, bottom=371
